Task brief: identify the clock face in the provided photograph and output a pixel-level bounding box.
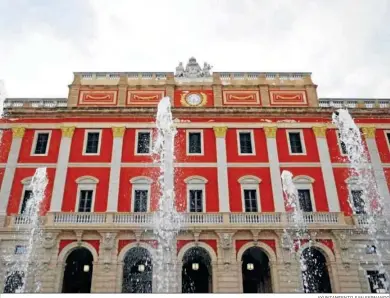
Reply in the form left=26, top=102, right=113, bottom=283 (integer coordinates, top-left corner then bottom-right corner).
left=186, top=93, right=202, bottom=106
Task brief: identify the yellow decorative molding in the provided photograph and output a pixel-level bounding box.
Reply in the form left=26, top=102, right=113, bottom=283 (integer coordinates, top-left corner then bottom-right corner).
left=112, top=127, right=126, bottom=138
left=264, top=127, right=277, bottom=138
left=61, top=126, right=75, bottom=138
left=213, top=126, right=228, bottom=138
left=312, top=126, right=327, bottom=138
left=362, top=127, right=376, bottom=138
left=12, top=127, right=26, bottom=138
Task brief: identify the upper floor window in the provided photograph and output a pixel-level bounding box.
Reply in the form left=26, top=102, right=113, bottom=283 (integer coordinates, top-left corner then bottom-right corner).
left=135, top=130, right=152, bottom=155
left=238, top=176, right=261, bottom=212
left=76, top=176, right=98, bottom=212
left=351, top=189, right=365, bottom=214
left=297, top=189, right=313, bottom=212
left=287, top=130, right=305, bottom=155
left=187, top=130, right=203, bottom=155
left=185, top=176, right=207, bottom=212
left=337, top=131, right=347, bottom=155
left=237, top=130, right=255, bottom=155
left=32, top=131, right=51, bottom=155
left=20, top=177, right=33, bottom=215
left=367, top=270, right=388, bottom=293
left=83, top=130, right=101, bottom=155
left=386, top=132, right=390, bottom=147
left=292, top=176, right=316, bottom=212
left=130, top=177, right=152, bottom=212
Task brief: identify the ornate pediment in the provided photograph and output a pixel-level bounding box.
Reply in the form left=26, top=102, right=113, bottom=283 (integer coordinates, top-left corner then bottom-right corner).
left=175, top=57, right=212, bottom=78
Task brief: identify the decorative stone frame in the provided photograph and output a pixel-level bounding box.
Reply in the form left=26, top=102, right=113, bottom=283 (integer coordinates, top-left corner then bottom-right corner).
left=55, top=242, right=99, bottom=293
left=30, top=130, right=52, bottom=156
left=75, top=176, right=99, bottom=212
left=292, top=175, right=316, bottom=212
left=130, top=176, right=153, bottom=212
left=238, top=175, right=261, bottom=212
left=82, top=129, right=102, bottom=156
left=296, top=241, right=340, bottom=293
left=116, top=242, right=156, bottom=293
left=177, top=241, right=218, bottom=293
left=236, top=241, right=279, bottom=293
left=134, top=129, right=153, bottom=156
left=184, top=176, right=208, bottom=212
left=286, top=129, right=307, bottom=155
left=236, top=129, right=256, bottom=156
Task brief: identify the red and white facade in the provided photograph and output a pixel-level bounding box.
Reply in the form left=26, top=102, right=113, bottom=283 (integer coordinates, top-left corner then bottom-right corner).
left=0, top=58, right=389, bottom=293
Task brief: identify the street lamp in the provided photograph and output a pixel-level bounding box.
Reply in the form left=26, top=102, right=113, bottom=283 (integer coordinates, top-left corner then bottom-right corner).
left=247, top=263, right=254, bottom=271
left=83, top=265, right=90, bottom=272
left=138, top=264, right=145, bottom=272
left=192, top=263, right=199, bottom=271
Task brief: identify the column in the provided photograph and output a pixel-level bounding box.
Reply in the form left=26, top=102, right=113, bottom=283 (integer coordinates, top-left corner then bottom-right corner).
left=362, top=127, right=390, bottom=214
left=0, top=127, right=25, bottom=224
left=264, top=127, right=285, bottom=212
left=107, top=127, right=125, bottom=212
left=50, top=126, right=75, bottom=212
left=312, top=126, right=340, bottom=212
left=213, top=127, right=230, bottom=212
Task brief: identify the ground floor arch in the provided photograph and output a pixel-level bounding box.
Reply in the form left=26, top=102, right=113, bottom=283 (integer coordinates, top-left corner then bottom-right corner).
left=62, top=247, right=94, bottom=293
left=181, top=246, right=213, bottom=293
left=122, top=247, right=153, bottom=293
left=301, top=247, right=332, bottom=293
left=241, top=246, right=272, bottom=293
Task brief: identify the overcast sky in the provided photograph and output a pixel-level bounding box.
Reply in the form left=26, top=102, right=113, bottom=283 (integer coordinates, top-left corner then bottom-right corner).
left=1, top=0, right=389, bottom=98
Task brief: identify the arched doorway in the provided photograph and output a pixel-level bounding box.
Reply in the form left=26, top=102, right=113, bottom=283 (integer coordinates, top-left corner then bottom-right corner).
left=3, top=271, right=24, bottom=293
left=122, top=247, right=153, bottom=293
left=241, top=247, right=272, bottom=293
left=182, top=247, right=212, bottom=293
left=301, top=247, right=332, bottom=293
left=62, top=247, right=93, bottom=293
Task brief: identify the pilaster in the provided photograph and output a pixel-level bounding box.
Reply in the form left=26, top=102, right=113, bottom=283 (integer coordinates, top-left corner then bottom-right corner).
left=0, top=127, right=25, bottom=225
left=312, top=126, right=340, bottom=212
left=50, top=126, right=75, bottom=212
left=213, top=127, right=230, bottom=212
left=264, top=127, right=285, bottom=212
left=107, top=127, right=126, bottom=212
left=117, top=74, right=128, bottom=107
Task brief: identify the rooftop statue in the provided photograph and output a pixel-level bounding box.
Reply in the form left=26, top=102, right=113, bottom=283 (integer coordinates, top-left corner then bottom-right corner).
left=175, top=57, right=212, bottom=78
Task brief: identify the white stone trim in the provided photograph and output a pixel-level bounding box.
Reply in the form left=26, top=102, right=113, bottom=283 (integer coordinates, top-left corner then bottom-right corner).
left=286, top=129, right=306, bottom=155
left=236, top=129, right=256, bottom=156
left=239, top=176, right=261, bottom=212
left=186, top=129, right=204, bottom=156
left=130, top=177, right=152, bottom=212
left=292, top=175, right=316, bottom=212
left=134, top=129, right=152, bottom=156
left=185, top=176, right=207, bottom=212
left=30, top=130, right=52, bottom=156
left=75, top=176, right=98, bottom=212
left=82, top=129, right=102, bottom=156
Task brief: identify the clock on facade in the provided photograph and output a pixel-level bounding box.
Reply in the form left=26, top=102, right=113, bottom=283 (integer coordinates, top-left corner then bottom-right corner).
left=181, top=92, right=207, bottom=107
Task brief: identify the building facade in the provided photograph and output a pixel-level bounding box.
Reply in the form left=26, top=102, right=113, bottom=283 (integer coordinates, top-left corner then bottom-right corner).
left=0, top=57, right=389, bottom=293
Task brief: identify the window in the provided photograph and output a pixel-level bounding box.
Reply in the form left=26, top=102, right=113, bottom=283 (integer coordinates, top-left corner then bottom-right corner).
left=367, top=271, right=388, bottom=293
left=338, top=132, right=347, bottom=155
left=136, top=130, right=151, bottom=155
left=4, top=271, right=24, bottom=293
left=386, top=132, right=390, bottom=147
left=78, top=190, right=93, bottom=212
left=351, top=190, right=365, bottom=214
left=187, top=131, right=203, bottom=155
left=244, top=189, right=258, bottom=212
left=20, top=190, right=32, bottom=214
left=32, top=132, right=50, bottom=155
left=83, top=130, right=101, bottom=155
left=185, top=176, right=207, bottom=212
left=189, top=189, right=203, bottom=212
left=366, top=245, right=377, bottom=254
left=238, top=131, right=254, bottom=155
left=288, top=131, right=304, bottom=154
left=134, top=190, right=148, bottom=212
left=298, top=189, right=313, bottom=212
left=14, top=245, right=26, bottom=255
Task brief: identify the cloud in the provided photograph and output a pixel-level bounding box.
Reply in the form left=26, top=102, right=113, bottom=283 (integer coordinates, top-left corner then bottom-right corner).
left=1, top=0, right=389, bottom=98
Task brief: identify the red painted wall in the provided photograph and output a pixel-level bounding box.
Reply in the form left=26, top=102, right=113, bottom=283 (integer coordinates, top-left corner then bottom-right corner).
left=69, top=128, right=113, bottom=163
left=0, top=129, right=12, bottom=163
left=228, top=168, right=274, bottom=212
left=226, top=128, right=269, bottom=162
left=177, top=240, right=218, bottom=257
left=7, top=167, right=55, bottom=215
left=18, top=129, right=61, bottom=163
left=277, top=128, right=320, bottom=163
left=235, top=240, right=276, bottom=256
left=280, top=167, right=329, bottom=212
left=175, top=129, right=217, bottom=163
left=333, top=168, right=353, bottom=215
left=376, top=129, right=390, bottom=163
left=62, top=168, right=110, bottom=212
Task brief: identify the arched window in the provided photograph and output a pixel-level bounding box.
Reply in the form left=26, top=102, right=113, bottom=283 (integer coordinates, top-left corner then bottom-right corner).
left=130, top=177, right=153, bottom=212
left=345, top=177, right=365, bottom=214
left=238, top=176, right=261, bottom=212
left=184, top=176, right=208, bottom=213
left=19, top=177, right=33, bottom=214
left=292, top=176, right=316, bottom=212
left=75, top=176, right=99, bottom=213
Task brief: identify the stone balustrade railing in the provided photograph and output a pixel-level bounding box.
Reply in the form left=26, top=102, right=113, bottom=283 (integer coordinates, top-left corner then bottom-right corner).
left=318, top=98, right=390, bottom=109
left=6, top=212, right=349, bottom=229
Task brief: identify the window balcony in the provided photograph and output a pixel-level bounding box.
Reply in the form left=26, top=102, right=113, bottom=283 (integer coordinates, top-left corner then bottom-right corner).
left=6, top=211, right=348, bottom=230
